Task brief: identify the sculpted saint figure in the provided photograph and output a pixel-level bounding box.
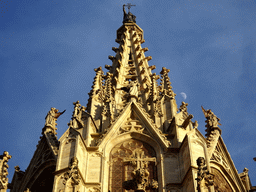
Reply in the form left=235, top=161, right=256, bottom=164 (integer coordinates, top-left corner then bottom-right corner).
left=129, top=80, right=139, bottom=97
left=71, top=101, right=86, bottom=128
left=45, top=107, right=66, bottom=128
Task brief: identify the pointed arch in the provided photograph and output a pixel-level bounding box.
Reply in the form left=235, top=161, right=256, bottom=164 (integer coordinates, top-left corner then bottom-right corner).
left=210, top=163, right=240, bottom=191
left=108, top=139, right=157, bottom=192
left=102, top=132, right=165, bottom=192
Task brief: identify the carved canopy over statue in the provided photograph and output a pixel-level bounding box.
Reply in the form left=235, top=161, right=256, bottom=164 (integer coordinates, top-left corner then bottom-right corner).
left=68, top=101, right=86, bottom=129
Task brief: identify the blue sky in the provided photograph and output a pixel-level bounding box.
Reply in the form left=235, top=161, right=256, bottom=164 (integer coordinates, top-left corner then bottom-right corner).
left=0, top=0, right=255, bottom=186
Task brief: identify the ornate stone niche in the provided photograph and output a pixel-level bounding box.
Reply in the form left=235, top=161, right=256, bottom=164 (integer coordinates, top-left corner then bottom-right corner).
left=108, top=139, right=157, bottom=192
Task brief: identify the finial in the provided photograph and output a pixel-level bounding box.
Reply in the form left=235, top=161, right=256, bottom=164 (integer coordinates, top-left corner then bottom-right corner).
left=14, top=165, right=20, bottom=172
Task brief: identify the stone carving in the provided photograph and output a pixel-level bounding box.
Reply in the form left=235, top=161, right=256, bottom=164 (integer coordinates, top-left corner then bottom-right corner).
left=129, top=80, right=139, bottom=97
left=63, top=157, right=81, bottom=186
left=119, top=118, right=145, bottom=134
left=123, top=148, right=158, bottom=191
left=160, top=67, right=175, bottom=98
left=109, top=140, right=157, bottom=192
left=87, top=186, right=101, bottom=192
left=70, top=101, right=86, bottom=129
left=201, top=106, right=221, bottom=129
left=123, top=4, right=136, bottom=23
left=14, top=165, right=20, bottom=172
left=192, top=120, right=198, bottom=129
left=201, top=106, right=222, bottom=152
left=195, top=157, right=214, bottom=192
left=179, top=102, right=188, bottom=116
left=211, top=149, right=229, bottom=170
left=44, top=107, right=65, bottom=133
left=0, top=151, right=12, bottom=190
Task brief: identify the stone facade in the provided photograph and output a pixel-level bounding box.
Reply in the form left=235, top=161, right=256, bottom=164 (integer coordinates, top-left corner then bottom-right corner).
left=2, top=8, right=254, bottom=192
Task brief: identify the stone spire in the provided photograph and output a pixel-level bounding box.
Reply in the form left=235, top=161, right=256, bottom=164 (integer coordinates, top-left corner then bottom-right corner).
left=159, top=67, right=178, bottom=131
left=84, top=11, right=179, bottom=145
left=87, top=67, right=104, bottom=114
left=160, top=67, right=175, bottom=98
left=101, top=72, right=115, bottom=131
left=105, top=20, right=154, bottom=111
left=147, top=73, right=163, bottom=127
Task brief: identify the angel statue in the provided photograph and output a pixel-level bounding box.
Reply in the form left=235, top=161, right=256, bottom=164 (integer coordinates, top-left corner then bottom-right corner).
left=45, top=107, right=66, bottom=128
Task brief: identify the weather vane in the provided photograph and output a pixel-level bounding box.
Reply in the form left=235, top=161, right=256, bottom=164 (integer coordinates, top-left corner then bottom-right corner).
left=124, top=3, right=136, bottom=13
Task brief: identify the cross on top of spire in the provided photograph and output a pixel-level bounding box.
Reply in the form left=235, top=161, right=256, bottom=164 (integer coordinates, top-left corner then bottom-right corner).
left=124, top=3, right=136, bottom=13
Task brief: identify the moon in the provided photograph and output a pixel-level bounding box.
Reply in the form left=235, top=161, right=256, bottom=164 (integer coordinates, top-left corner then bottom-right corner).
left=180, top=92, right=187, bottom=100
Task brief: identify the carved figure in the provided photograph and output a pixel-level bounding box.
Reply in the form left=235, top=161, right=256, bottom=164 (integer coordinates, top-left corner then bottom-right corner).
left=63, top=157, right=81, bottom=186
left=45, top=107, right=65, bottom=128
left=123, top=4, right=136, bottom=23
left=129, top=80, right=139, bottom=97
left=193, top=120, right=198, bottom=129
left=196, top=157, right=214, bottom=191
left=71, top=101, right=86, bottom=128
left=201, top=106, right=221, bottom=128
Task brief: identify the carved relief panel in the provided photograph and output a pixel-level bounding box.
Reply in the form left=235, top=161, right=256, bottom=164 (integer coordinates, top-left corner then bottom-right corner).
left=109, top=139, right=157, bottom=192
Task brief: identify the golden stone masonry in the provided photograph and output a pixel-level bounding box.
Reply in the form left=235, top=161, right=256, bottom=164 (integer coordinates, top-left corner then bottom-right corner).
left=1, top=4, right=255, bottom=192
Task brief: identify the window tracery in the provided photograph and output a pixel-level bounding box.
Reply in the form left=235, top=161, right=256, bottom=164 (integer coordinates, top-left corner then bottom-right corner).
left=109, top=139, right=157, bottom=192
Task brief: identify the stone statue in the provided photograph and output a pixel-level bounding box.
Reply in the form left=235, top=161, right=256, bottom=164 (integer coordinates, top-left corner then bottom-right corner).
left=196, top=157, right=214, bottom=191
left=63, top=157, right=81, bottom=186
left=45, top=107, right=65, bottom=128
left=72, top=101, right=81, bottom=118
left=71, top=101, right=86, bottom=128
left=123, top=4, right=136, bottom=23
left=129, top=80, right=139, bottom=97
left=201, top=106, right=221, bottom=128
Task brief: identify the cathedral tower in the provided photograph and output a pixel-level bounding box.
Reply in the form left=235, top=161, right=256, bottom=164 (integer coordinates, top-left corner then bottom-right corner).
left=4, top=4, right=253, bottom=192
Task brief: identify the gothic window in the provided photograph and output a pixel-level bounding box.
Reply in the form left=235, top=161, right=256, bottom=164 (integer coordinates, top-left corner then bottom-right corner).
left=109, top=139, right=157, bottom=192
